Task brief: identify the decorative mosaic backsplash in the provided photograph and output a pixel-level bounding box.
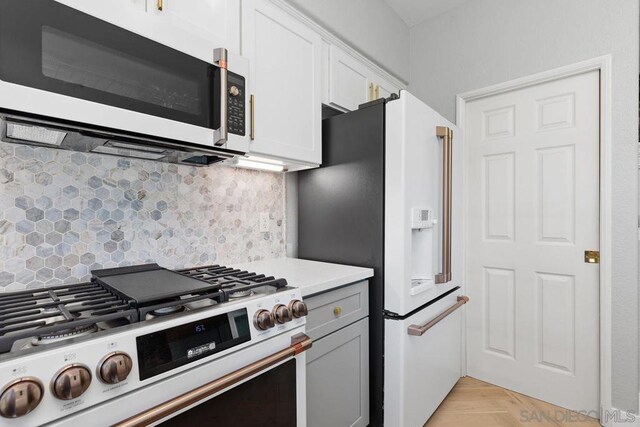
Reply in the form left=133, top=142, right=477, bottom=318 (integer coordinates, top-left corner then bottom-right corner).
left=0, top=142, right=285, bottom=292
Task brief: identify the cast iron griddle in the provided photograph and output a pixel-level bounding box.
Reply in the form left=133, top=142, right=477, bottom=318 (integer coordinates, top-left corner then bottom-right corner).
left=93, top=264, right=219, bottom=304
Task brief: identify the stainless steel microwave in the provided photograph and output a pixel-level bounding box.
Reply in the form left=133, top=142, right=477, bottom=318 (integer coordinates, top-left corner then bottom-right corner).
left=0, top=0, right=249, bottom=166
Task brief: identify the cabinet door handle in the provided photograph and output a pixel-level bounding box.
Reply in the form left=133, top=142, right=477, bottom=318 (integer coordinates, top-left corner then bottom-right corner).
left=375, top=84, right=380, bottom=99
left=157, top=0, right=163, bottom=10
left=250, top=94, right=255, bottom=141
left=369, top=83, right=374, bottom=101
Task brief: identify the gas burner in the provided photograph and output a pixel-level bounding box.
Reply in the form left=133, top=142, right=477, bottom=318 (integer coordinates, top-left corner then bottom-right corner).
left=228, top=289, right=254, bottom=299
left=183, top=298, right=217, bottom=311
left=31, top=323, right=99, bottom=347
left=96, top=317, right=131, bottom=331
left=0, top=281, right=136, bottom=355
left=145, top=304, right=186, bottom=320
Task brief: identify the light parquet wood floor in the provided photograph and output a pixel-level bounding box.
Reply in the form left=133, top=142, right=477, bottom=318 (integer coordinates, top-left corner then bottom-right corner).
left=424, top=377, right=601, bottom=427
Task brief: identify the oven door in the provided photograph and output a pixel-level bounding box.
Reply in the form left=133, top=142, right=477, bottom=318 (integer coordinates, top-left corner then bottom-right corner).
left=0, top=0, right=248, bottom=151
left=47, top=332, right=310, bottom=427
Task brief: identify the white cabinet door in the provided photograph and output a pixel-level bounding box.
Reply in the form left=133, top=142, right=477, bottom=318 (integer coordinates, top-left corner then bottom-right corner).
left=242, top=0, right=322, bottom=165
left=327, top=46, right=373, bottom=111
left=146, top=0, right=240, bottom=58
left=307, top=318, right=370, bottom=427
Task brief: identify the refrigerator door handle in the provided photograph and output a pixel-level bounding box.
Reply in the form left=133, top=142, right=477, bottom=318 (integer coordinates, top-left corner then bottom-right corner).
left=407, top=296, right=469, bottom=336
left=435, top=126, right=453, bottom=284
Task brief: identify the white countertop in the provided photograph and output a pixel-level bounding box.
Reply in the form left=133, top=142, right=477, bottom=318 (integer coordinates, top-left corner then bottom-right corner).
left=232, top=257, right=373, bottom=297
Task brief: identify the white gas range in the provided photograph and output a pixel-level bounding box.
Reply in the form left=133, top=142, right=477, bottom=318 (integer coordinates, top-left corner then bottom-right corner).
left=0, top=264, right=311, bottom=426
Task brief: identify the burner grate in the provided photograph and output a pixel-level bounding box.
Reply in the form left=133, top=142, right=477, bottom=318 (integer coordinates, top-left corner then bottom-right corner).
left=177, top=265, right=288, bottom=295
left=0, top=282, right=137, bottom=354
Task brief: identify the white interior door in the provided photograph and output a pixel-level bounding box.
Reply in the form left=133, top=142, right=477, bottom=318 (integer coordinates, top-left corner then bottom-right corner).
left=465, top=70, right=600, bottom=413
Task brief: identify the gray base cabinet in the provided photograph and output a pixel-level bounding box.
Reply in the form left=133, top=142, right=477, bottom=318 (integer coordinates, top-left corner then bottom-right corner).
left=305, top=281, right=369, bottom=427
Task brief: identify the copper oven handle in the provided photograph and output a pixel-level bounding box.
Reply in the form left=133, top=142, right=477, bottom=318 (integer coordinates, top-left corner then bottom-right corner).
left=114, top=333, right=312, bottom=427
left=213, top=48, right=228, bottom=147
left=407, top=296, right=469, bottom=336
left=435, top=126, right=453, bottom=284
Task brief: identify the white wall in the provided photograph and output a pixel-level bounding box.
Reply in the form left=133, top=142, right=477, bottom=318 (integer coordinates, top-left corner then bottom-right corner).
left=284, top=0, right=410, bottom=82
left=409, top=0, right=639, bottom=412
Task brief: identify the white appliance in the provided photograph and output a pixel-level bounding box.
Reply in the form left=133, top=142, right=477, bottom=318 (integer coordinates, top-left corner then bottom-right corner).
left=383, top=93, right=464, bottom=426
left=0, top=264, right=310, bottom=426
left=0, top=0, right=250, bottom=166
left=298, top=91, right=466, bottom=426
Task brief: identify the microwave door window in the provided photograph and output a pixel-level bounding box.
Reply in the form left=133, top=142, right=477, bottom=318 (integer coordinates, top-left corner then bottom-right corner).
left=0, top=0, right=215, bottom=129
left=42, top=26, right=201, bottom=117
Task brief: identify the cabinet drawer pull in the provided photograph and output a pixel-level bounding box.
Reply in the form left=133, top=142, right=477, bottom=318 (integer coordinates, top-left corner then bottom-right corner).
left=157, top=0, right=163, bottom=10
left=407, top=296, right=469, bottom=336
left=333, top=307, right=342, bottom=317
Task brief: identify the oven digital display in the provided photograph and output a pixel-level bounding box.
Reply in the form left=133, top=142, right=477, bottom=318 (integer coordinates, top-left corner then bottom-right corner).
left=136, top=308, right=251, bottom=380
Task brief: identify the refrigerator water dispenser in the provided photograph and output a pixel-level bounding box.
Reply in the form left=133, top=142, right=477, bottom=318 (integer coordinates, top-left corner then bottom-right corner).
left=410, top=207, right=436, bottom=295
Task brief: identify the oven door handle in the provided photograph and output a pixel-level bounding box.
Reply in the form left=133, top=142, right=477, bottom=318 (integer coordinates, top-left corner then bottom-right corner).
left=113, top=333, right=312, bottom=427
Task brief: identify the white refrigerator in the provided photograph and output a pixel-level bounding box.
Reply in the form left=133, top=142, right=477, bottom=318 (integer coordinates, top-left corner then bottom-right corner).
left=298, top=91, right=465, bottom=427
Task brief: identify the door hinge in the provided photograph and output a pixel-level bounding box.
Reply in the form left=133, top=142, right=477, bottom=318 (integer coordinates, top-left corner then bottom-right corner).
left=584, top=250, right=600, bottom=264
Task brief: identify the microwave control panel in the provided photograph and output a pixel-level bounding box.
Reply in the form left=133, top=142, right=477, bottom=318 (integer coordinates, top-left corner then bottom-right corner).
left=227, top=72, right=246, bottom=136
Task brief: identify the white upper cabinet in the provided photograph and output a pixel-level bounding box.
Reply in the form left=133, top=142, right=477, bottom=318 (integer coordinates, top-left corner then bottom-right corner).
left=146, top=0, right=241, bottom=58
left=323, top=44, right=403, bottom=112
left=242, top=0, right=322, bottom=166
left=327, top=46, right=373, bottom=112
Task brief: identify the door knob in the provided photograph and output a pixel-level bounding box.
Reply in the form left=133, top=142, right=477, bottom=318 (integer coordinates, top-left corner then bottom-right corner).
left=584, top=250, right=600, bottom=264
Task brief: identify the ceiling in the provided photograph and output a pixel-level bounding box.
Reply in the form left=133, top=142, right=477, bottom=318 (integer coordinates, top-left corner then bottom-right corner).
left=384, top=0, right=469, bottom=27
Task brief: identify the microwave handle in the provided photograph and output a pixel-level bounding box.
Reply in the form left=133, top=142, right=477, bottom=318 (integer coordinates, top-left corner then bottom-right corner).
left=114, top=333, right=312, bottom=427
left=213, top=48, right=228, bottom=147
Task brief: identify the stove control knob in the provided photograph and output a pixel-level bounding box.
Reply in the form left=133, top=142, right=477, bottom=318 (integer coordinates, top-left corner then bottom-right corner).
left=288, top=300, right=308, bottom=318
left=0, top=378, right=43, bottom=418
left=52, top=365, right=92, bottom=400
left=229, top=85, right=240, bottom=97
left=98, top=352, right=133, bottom=385
left=254, top=309, right=275, bottom=330
left=272, top=304, right=293, bottom=324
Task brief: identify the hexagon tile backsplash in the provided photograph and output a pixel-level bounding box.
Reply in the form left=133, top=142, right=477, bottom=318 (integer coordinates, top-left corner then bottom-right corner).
left=0, top=142, right=286, bottom=292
